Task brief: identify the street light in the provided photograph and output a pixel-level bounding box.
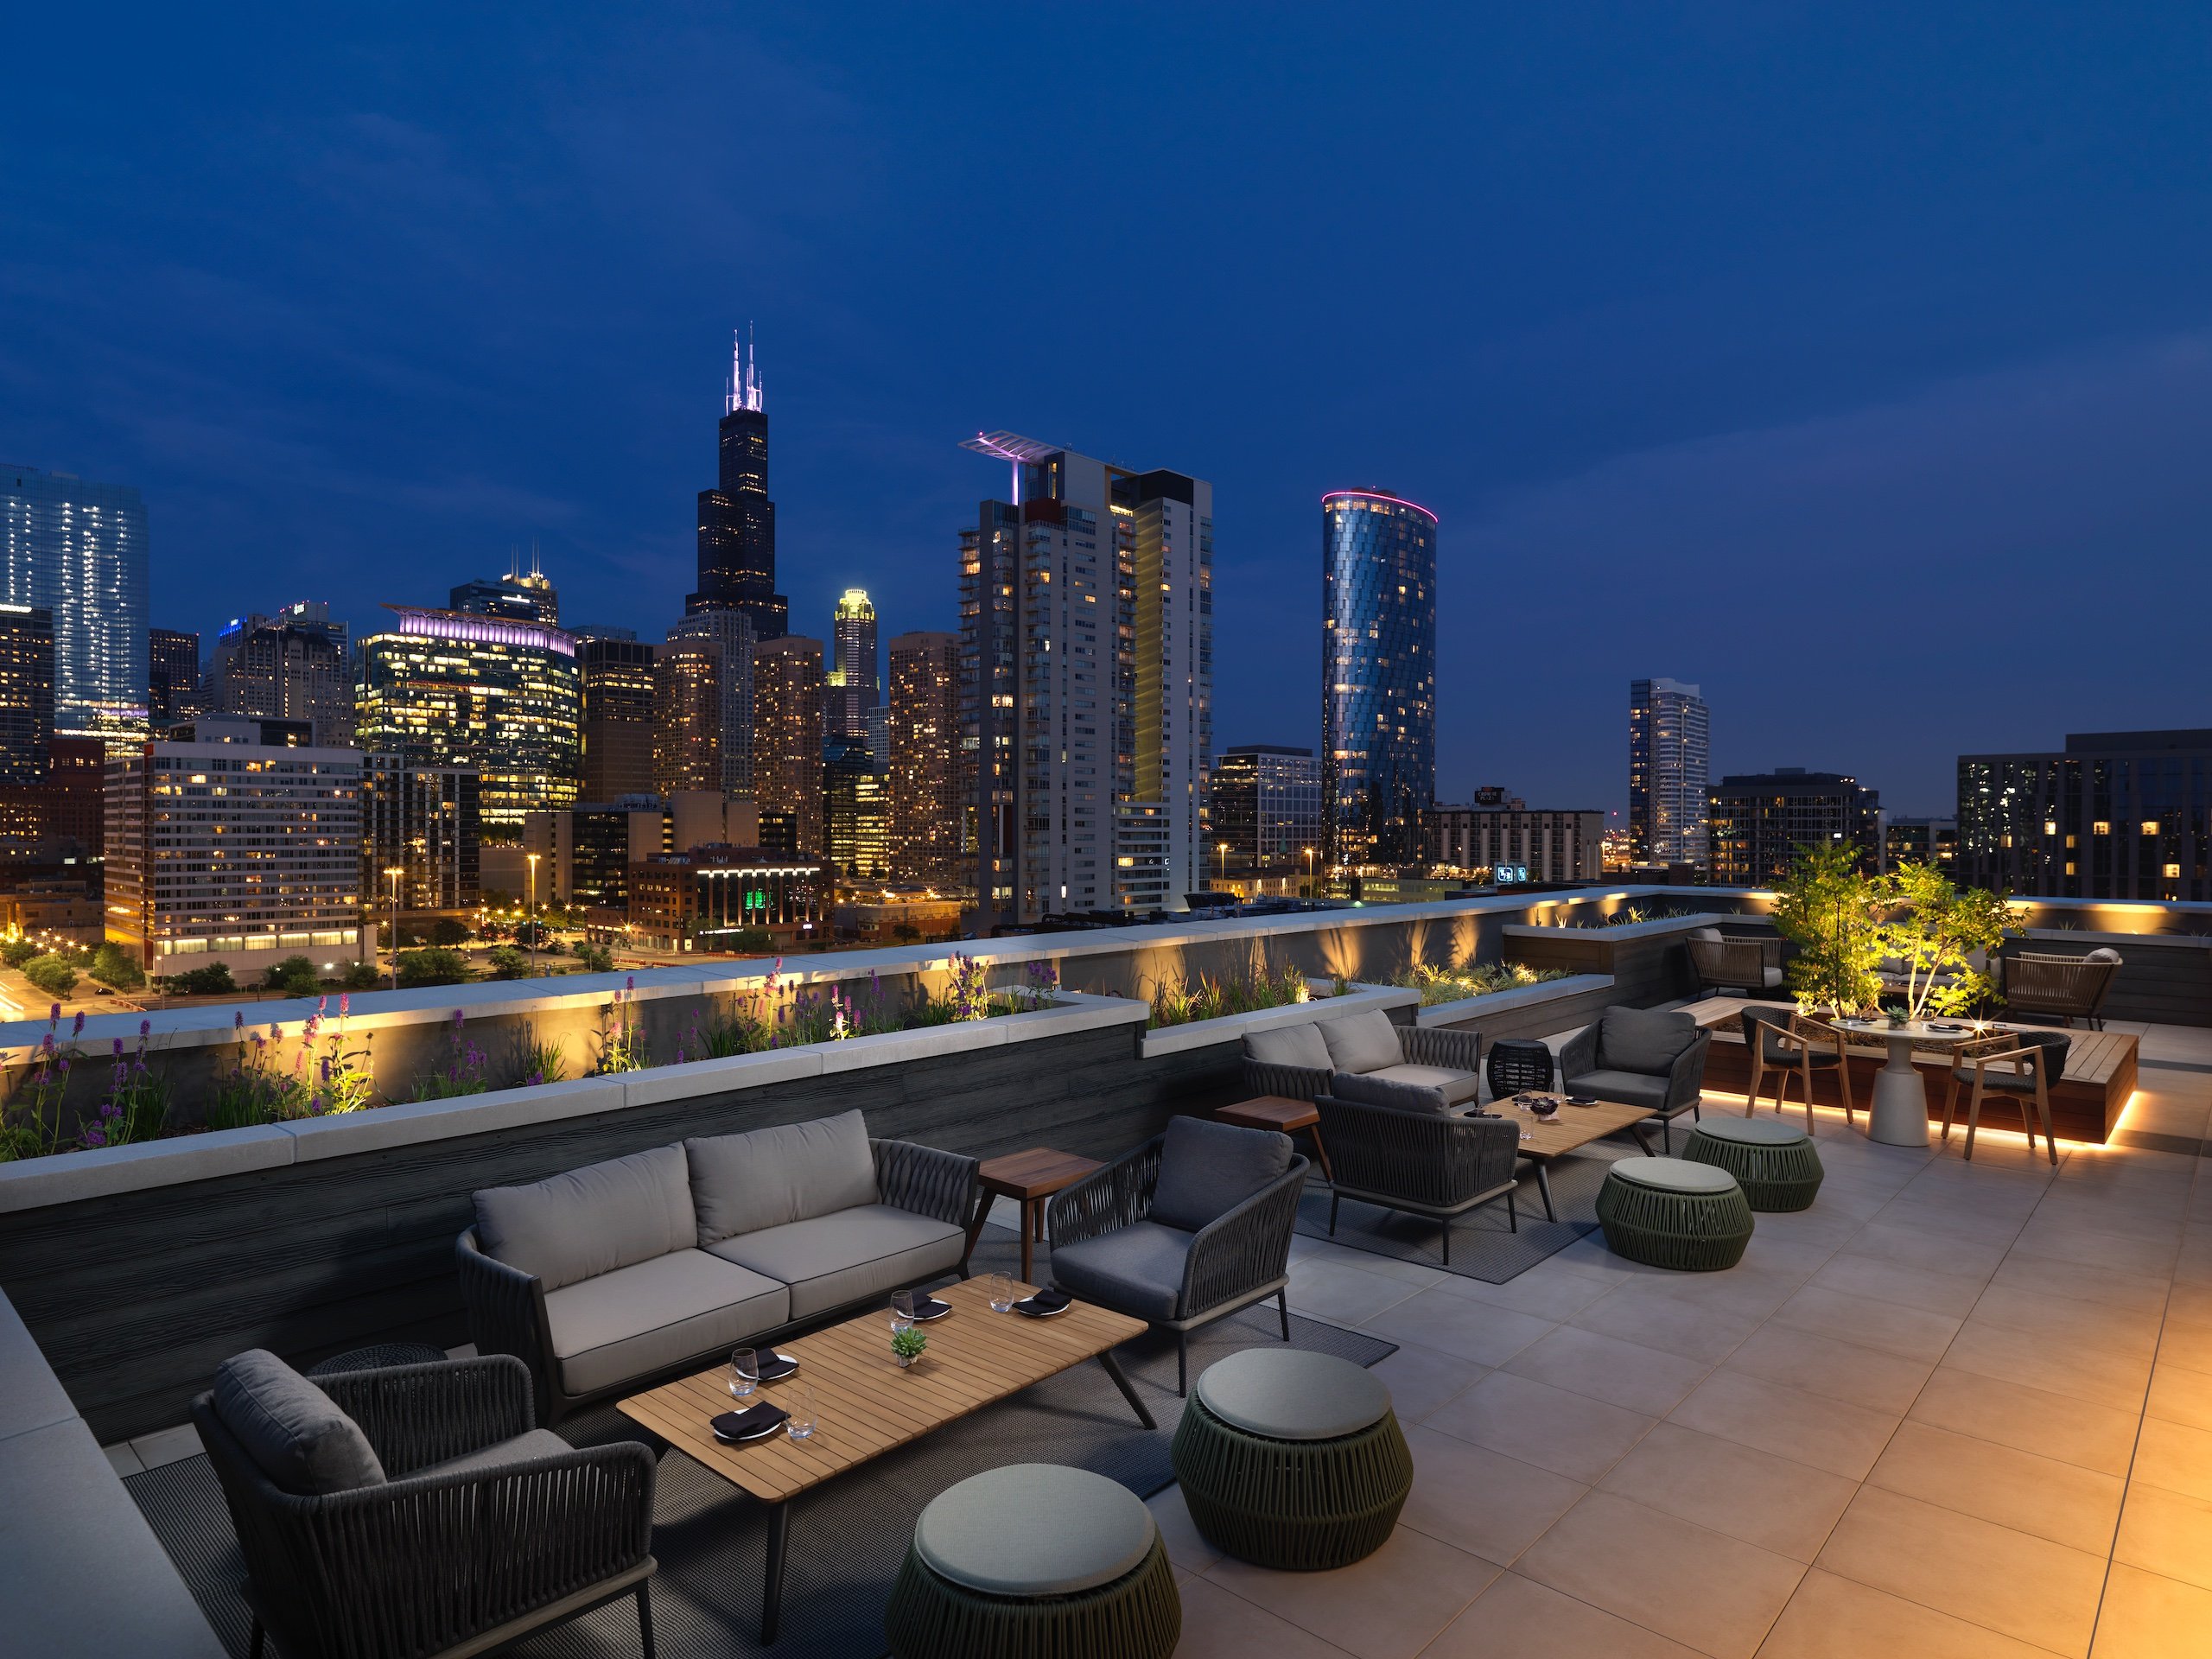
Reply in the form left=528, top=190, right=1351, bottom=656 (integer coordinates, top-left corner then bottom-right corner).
left=525, top=853, right=542, bottom=976
left=1303, top=846, right=1316, bottom=895
left=383, top=868, right=404, bottom=990
left=1216, top=841, right=1230, bottom=886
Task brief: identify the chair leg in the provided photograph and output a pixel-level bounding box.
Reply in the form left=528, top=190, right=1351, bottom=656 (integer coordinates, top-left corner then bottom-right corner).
left=1277, top=1287, right=1291, bottom=1340
left=1177, top=1331, right=1189, bottom=1397
left=2036, top=1076, right=2058, bottom=1166
left=250, top=1621, right=266, bottom=1659
left=637, top=1580, right=657, bottom=1659
left=1745, top=1052, right=1763, bottom=1116
left=1963, top=1075, right=1986, bottom=1160
left=1661, top=1115, right=1672, bottom=1154
left=1328, top=1191, right=1340, bottom=1236
left=1506, top=1186, right=1517, bottom=1232
left=1441, top=1218, right=1451, bottom=1264
left=1940, top=1069, right=1961, bottom=1145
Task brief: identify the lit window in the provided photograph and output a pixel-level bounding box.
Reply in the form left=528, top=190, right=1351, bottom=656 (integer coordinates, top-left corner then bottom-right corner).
left=2143, top=820, right=2160, bottom=835
left=2044, top=822, right=2056, bottom=836
left=2093, top=821, right=2110, bottom=836
left=2165, top=863, right=2183, bottom=879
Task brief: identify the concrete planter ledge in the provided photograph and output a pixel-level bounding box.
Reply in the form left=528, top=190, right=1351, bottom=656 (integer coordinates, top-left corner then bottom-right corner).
left=1503, top=912, right=1726, bottom=944
left=1414, top=973, right=1616, bottom=1028
left=1137, top=982, right=1418, bottom=1059
left=0, top=992, right=1148, bottom=1214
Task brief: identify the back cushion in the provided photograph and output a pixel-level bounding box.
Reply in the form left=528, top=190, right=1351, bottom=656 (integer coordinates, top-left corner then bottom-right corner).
left=1149, top=1116, right=1293, bottom=1233
left=213, top=1350, right=386, bottom=1497
left=1244, top=1022, right=1332, bottom=1072
left=2084, top=947, right=2123, bottom=964
left=1331, top=1070, right=1449, bottom=1115
left=1319, top=1008, right=1404, bottom=1075
left=1597, top=1005, right=1698, bottom=1076
left=474, top=1144, right=697, bottom=1292
left=1690, top=927, right=1724, bottom=943
left=687, top=1109, right=880, bottom=1244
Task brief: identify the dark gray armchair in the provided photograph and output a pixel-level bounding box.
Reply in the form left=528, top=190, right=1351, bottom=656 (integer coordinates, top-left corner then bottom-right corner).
left=1047, top=1116, right=1309, bottom=1395
left=1560, top=1005, right=1712, bottom=1153
left=1314, top=1092, right=1522, bottom=1265
left=192, top=1351, right=657, bottom=1659
left=1687, top=928, right=1783, bottom=998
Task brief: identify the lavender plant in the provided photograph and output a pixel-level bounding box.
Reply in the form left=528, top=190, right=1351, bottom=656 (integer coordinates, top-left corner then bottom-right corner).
left=79, top=1020, right=172, bottom=1148
left=411, top=1008, right=489, bottom=1100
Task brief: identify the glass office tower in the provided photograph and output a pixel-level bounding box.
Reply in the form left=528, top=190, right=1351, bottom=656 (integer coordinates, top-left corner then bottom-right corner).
left=1322, top=490, right=1436, bottom=868
left=829, top=588, right=879, bottom=742
left=2, top=463, right=149, bottom=742
left=1628, top=677, right=1711, bottom=866
left=689, top=332, right=789, bottom=639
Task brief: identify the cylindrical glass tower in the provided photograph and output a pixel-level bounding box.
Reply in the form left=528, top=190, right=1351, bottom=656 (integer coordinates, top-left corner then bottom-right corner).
left=1322, top=490, right=1437, bottom=867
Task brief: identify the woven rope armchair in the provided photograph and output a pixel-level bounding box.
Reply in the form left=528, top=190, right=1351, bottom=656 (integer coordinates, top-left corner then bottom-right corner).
left=2002, top=951, right=2121, bottom=1030
left=1313, top=1095, right=1522, bottom=1265
left=1687, top=933, right=1784, bottom=997
left=192, top=1355, right=657, bottom=1659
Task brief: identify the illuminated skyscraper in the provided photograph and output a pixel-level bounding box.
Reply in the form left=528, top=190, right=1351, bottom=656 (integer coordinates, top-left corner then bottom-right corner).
left=652, top=639, right=721, bottom=795
left=887, top=631, right=960, bottom=884
left=2, top=463, right=149, bottom=742
left=212, top=602, right=355, bottom=747
left=451, top=549, right=559, bottom=625
left=829, top=588, right=879, bottom=742
left=0, top=602, right=54, bottom=785
left=690, top=330, right=789, bottom=639
left=1322, top=490, right=1436, bottom=868
left=751, top=634, right=824, bottom=855
left=1628, top=677, right=1710, bottom=866
left=149, top=627, right=200, bottom=728
left=663, top=607, right=755, bottom=797
left=575, top=632, right=657, bottom=802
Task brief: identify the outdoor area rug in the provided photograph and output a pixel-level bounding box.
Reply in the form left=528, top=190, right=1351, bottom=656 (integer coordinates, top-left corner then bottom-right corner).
left=127, top=1227, right=1393, bottom=1659
left=1294, top=1133, right=1643, bottom=1283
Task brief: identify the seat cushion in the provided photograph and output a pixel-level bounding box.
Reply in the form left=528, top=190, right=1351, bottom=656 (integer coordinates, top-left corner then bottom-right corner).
left=1319, top=1008, right=1404, bottom=1075
left=543, top=1249, right=790, bottom=1398
left=1049, top=1220, right=1193, bottom=1320
left=474, top=1144, right=697, bottom=1293
left=1243, top=1021, right=1332, bottom=1072
left=1332, top=1069, right=1449, bottom=1115
left=1195, top=1346, right=1391, bottom=1441
left=1566, top=1068, right=1675, bottom=1114
left=915, top=1464, right=1157, bottom=1596
left=1149, top=1116, right=1294, bottom=1231
left=707, top=1203, right=966, bottom=1319
left=1694, top=1116, right=1808, bottom=1148
left=213, top=1349, right=385, bottom=1497
left=1609, top=1156, right=1740, bottom=1195
left=416, top=1427, right=573, bottom=1481
left=1368, top=1062, right=1482, bottom=1106
left=686, top=1109, right=880, bottom=1245
left=1596, top=1006, right=1698, bottom=1076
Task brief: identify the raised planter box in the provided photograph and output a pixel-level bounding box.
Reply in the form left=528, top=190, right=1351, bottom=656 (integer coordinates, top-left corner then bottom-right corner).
left=1135, top=981, right=1417, bottom=1060
left=1413, top=973, right=1618, bottom=1049
left=1503, top=913, right=1724, bottom=1006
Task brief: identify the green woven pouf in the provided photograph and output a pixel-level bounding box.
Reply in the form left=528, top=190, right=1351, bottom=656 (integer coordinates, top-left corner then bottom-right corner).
left=1596, top=1156, right=1755, bottom=1271
left=1170, top=1347, right=1412, bottom=1571
left=1682, top=1116, right=1825, bottom=1212
left=885, top=1464, right=1179, bottom=1659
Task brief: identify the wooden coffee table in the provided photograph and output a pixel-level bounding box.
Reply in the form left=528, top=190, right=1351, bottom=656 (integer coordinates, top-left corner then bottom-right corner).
left=965, top=1146, right=1104, bottom=1282
left=617, top=1274, right=1150, bottom=1643
left=1217, top=1095, right=1335, bottom=1181
left=1498, top=1097, right=1658, bottom=1222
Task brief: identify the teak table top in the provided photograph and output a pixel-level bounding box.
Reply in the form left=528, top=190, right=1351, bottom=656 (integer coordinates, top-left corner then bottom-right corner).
left=1496, top=1097, right=1657, bottom=1160
left=615, top=1275, right=1147, bottom=1504
left=976, top=1146, right=1103, bottom=1201
left=1217, top=1095, right=1321, bottom=1132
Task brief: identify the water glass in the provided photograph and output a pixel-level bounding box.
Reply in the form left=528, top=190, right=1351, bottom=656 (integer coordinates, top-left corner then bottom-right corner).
left=988, top=1272, right=1017, bottom=1313
left=784, top=1384, right=817, bottom=1441
left=727, top=1346, right=760, bottom=1402
left=889, top=1289, right=917, bottom=1333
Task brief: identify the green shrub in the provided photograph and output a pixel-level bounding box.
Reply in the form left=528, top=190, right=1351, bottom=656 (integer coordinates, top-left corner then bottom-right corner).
left=429, top=917, right=472, bottom=946
left=264, top=955, right=321, bottom=996
left=163, top=961, right=237, bottom=996
left=1, top=937, right=43, bottom=969
left=397, top=947, right=471, bottom=988
left=571, top=940, right=613, bottom=972
left=22, top=954, right=78, bottom=996
left=340, top=960, right=384, bottom=991
left=89, top=942, right=146, bottom=989
left=485, top=945, right=531, bottom=980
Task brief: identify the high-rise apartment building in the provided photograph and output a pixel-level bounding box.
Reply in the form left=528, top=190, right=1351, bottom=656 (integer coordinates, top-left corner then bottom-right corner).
left=886, top=631, right=961, bottom=884
left=1322, top=490, right=1436, bottom=868
left=1429, top=804, right=1605, bottom=884
left=0, top=736, right=103, bottom=860
left=353, top=605, right=581, bottom=833
left=1212, top=745, right=1323, bottom=874
left=1707, top=768, right=1881, bottom=887
left=212, top=603, right=355, bottom=747
left=663, top=607, right=755, bottom=797
left=2, top=464, right=149, bottom=742
left=522, top=792, right=757, bottom=912
left=689, top=333, right=788, bottom=639
left=652, top=639, right=721, bottom=796
left=1960, top=729, right=2212, bottom=902
left=958, top=435, right=1213, bottom=926
left=0, top=602, right=54, bottom=784
left=829, top=588, right=879, bottom=742
left=362, top=757, right=481, bottom=912
left=825, top=736, right=888, bottom=880
left=1629, top=677, right=1711, bottom=867
left=450, top=551, right=558, bottom=625
left=105, top=716, right=365, bottom=976
left=149, top=627, right=201, bottom=729
left=576, top=635, right=657, bottom=802
left=1884, top=815, right=1959, bottom=874
left=751, top=634, right=824, bottom=855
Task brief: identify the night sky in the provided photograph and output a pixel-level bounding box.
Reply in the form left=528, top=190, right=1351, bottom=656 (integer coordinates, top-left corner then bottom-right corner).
left=5, top=7, right=2209, bottom=817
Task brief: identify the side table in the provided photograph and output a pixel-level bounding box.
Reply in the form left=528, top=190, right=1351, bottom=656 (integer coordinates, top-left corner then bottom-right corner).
left=1217, top=1095, right=1335, bottom=1182
left=967, top=1146, right=1103, bottom=1284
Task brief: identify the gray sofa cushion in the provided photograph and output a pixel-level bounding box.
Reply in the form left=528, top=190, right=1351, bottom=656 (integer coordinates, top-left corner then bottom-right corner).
left=1565, top=1068, right=1674, bottom=1114
left=1148, top=1116, right=1293, bottom=1232
left=707, top=1203, right=967, bottom=1319
left=213, top=1350, right=386, bottom=1497
left=1243, top=1021, right=1332, bottom=1072
left=474, top=1144, right=697, bottom=1293
left=416, top=1427, right=573, bottom=1480
left=1596, top=1006, right=1698, bottom=1076
left=686, top=1109, right=880, bottom=1244
left=1368, top=1062, right=1482, bottom=1106
left=543, top=1249, right=790, bottom=1398
left=1331, top=1069, right=1450, bottom=1115
left=1319, top=1008, right=1404, bottom=1075
left=1049, top=1220, right=1193, bottom=1320
left=1690, top=927, right=1725, bottom=943
left=2085, top=946, right=2123, bottom=964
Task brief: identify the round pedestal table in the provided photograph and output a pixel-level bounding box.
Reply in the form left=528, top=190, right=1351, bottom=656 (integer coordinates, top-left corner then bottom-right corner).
left=1833, top=1019, right=1984, bottom=1147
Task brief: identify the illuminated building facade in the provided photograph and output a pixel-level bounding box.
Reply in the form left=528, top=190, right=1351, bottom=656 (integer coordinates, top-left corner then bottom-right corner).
left=829, top=588, right=878, bottom=742
left=353, top=605, right=581, bottom=833
left=1213, top=745, right=1322, bottom=872
left=825, top=736, right=888, bottom=880
left=887, top=630, right=961, bottom=883
left=690, top=332, right=789, bottom=639
left=1960, top=729, right=2212, bottom=902
left=212, top=602, right=355, bottom=748
left=1884, top=815, right=1958, bottom=874
left=149, top=627, right=200, bottom=729
left=626, top=844, right=829, bottom=949
left=576, top=633, right=657, bottom=802
left=2, top=463, right=149, bottom=744
left=652, top=639, right=721, bottom=795
left=1322, top=490, right=1435, bottom=868
left=1429, top=804, right=1605, bottom=884
left=751, top=634, right=824, bottom=855
left=1629, top=677, right=1710, bottom=867
left=451, top=551, right=558, bottom=625
left=663, top=607, right=754, bottom=797
left=362, top=757, right=481, bottom=912
left=0, top=601, right=54, bottom=785
left=1707, top=768, right=1881, bottom=887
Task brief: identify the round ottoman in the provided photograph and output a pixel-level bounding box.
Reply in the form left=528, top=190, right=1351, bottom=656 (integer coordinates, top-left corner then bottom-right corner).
left=884, top=1463, right=1179, bottom=1659
left=1170, top=1347, right=1412, bottom=1571
left=1683, top=1116, right=1824, bottom=1212
left=1596, top=1157, right=1755, bottom=1271
left=306, top=1342, right=448, bottom=1377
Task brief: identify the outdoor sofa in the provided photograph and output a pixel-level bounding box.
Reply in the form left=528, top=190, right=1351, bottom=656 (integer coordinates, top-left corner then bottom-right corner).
left=457, top=1109, right=977, bottom=1425
left=1242, top=1005, right=1481, bottom=1107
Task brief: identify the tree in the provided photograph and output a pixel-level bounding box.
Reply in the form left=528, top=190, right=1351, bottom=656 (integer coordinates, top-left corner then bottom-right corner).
left=22, top=953, right=79, bottom=997
left=1, top=937, right=42, bottom=969
left=89, top=942, right=146, bottom=990
left=264, top=955, right=321, bottom=996
left=485, top=945, right=531, bottom=980
left=1770, top=842, right=1883, bottom=1014
left=571, top=940, right=613, bottom=972
left=1877, top=862, right=2015, bottom=1020
left=163, top=961, right=237, bottom=996
left=340, top=960, right=384, bottom=991
left=429, top=917, right=472, bottom=946
left=397, top=947, right=471, bottom=988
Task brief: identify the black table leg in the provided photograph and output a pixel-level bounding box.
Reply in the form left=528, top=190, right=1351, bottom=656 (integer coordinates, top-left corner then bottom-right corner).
left=1530, top=1159, right=1557, bottom=1223
left=1096, top=1350, right=1156, bottom=1430
left=761, top=1498, right=790, bottom=1644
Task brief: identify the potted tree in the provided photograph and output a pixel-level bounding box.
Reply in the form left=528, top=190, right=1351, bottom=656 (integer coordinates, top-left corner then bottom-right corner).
left=1874, top=862, right=2014, bottom=1021
left=1770, top=842, right=1884, bottom=1016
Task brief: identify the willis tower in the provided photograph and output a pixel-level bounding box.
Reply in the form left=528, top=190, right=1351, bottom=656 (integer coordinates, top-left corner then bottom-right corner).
left=690, top=330, right=790, bottom=639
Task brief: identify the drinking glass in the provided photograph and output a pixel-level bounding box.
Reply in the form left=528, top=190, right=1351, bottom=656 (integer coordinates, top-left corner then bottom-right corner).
left=889, top=1290, right=917, bottom=1333
left=727, top=1346, right=760, bottom=1402
left=784, top=1385, right=817, bottom=1441
left=988, top=1272, right=1017, bottom=1313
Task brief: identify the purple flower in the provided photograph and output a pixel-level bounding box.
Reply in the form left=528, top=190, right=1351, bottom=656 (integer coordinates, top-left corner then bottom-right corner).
left=72, top=1012, right=84, bottom=1036
left=233, top=1011, right=245, bottom=1032
left=112, top=1038, right=124, bottom=1058
left=339, top=994, right=350, bottom=1017
left=48, top=1003, right=60, bottom=1023
left=138, top=1019, right=151, bottom=1039
left=81, top=1127, right=105, bottom=1148
left=452, top=1007, right=464, bottom=1029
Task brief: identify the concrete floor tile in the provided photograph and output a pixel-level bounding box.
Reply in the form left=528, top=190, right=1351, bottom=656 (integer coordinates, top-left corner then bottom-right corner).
left=1288, top=1257, right=1429, bottom=1325
left=2009, top=1223, right=2181, bottom=1280
left=1146, top=1485, right=1223, bottom=1573
left=2131, top=1414, right=2212, bottom=1503
left=1847, top=1219, right=2012, bottom=1280
left=1942, top=1317, right=2152, bottom=1412
left=1983, top=1252, right=2172, bottom=1316
left=1567, top=1280, right=1764, bottom=1364
left=1669, top=1368, right=1903, bottom=1481
left=1808, top=1251, right=1988, bottom=1318
left=1427, top=1260, right=1615, bottom=1321
left=1965, top=1281, right=2164, bottom=1360
left=1864, top=1420, right=2124, bottom=1556
left=2113, top=1482, right=2212, bottom=1593
left=101, top=1441, right=144, bottom=1478
left=1418, top=1569, right=1705, bottom=1659
left=1769, top=1283, right=1963, bottom=1363
left=1360, top=1286, right=1557, bottom=1368
left=2157, top=1318, right=2212, bottom=1376
left=1396, top=1425, right=1587, bottom=1564
left=1502, top=1324, right=1713, bottom=1417
left=1423, top=1368, right=1656, bottom=1484
left=1720, top=1322, right=1936, bottom=1416
left=1294, top=1238, right=1451, bottom=1288
left=2091, top=1563, right=2212, bottom=1658
left=1757, top=1567, right=2062, bottom=1658
left=1909, top=1366, right=2141, bottom=1478
left=1205, top=1524, right=1500, bottom=1659
left=1171, top=1575, right=1358, bottom=1659
left=1598, top=1421, right=1857, bottom=1561
left=1368, top=1340, right=1487, bottom=1425
left=2145, top=1363, right=2212, bottom=1433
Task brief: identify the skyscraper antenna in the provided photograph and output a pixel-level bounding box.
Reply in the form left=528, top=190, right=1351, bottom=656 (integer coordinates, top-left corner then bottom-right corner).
left=726, top=322, right=763, bottom=415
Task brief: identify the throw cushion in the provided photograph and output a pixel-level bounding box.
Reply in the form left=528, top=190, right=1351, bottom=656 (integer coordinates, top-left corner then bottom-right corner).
left=1596, top=1005, right=1698, bottom=1076
left=1690, top=927, right=1724, bottom=943
left=2085, top=946, right=2123, bottom=964
left=1331, top=1069, right=1450, bottom=1115
left=213, top=1350, right=386, bottom=1497
left=1319, top=1008, right=1404, bottom=1075
left=1243, top=1021, right=1332, bottom=1072
left=1148, top=1116, right=1293, bottom=1232
left=686, top=1109, right=880, bottom=1244
left=474, top=1144, right=696, bottom=1293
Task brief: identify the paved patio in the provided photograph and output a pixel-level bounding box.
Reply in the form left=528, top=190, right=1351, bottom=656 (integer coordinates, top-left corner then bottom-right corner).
left=1155, top=1017, right=2212, bottom=1658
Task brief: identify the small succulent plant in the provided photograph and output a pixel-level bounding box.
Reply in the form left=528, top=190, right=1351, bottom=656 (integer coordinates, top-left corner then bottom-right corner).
left=891, top=1325, right=928, bottom=1364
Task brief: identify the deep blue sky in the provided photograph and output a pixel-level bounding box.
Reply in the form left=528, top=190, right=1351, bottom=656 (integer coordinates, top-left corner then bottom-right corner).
left=6, top=7, right=2209, bottom=817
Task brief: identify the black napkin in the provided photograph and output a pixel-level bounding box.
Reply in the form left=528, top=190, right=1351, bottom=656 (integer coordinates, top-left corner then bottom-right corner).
left=1014, top=1287, right=1071, bottom=1317
left=756, top=1351, right=799, bottom=1382
left=913, top=1297, right=953, bottom=1320
left=712, top=1402, right=789, bottom=1441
